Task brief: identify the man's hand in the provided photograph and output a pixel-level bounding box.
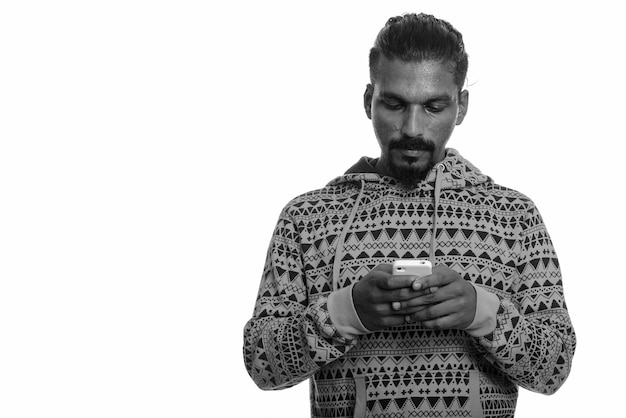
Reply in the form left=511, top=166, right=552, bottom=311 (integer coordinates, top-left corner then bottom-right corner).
left=352, top=264, right=420, bottom=331
left=402, top=265, right=477, bottom=330
left=352, top=264, right=477, bottom=332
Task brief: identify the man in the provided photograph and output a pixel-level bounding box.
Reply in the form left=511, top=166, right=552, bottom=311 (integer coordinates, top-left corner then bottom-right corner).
left=243, top=13, right=575, bottom=418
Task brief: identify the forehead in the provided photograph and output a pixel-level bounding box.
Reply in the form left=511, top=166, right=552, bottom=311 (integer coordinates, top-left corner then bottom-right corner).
left=374, top=58, right=458, bottom=99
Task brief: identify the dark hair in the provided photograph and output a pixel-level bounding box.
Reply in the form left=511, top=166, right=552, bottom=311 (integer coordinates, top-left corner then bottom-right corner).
left=369, top=13, right=468, bottom=90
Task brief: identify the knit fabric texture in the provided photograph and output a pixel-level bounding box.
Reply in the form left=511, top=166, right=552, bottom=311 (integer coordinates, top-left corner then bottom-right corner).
left=243, top=149, right=576, bottom=418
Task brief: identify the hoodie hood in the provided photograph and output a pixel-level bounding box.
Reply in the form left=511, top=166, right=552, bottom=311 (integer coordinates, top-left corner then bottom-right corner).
left=328, top=148, right=491, bottom=191
left=328, top=148, right=492, bottom=291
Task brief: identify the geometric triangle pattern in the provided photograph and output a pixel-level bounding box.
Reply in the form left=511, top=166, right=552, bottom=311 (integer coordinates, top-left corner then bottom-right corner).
left=244, top=149, right=576, bottom=417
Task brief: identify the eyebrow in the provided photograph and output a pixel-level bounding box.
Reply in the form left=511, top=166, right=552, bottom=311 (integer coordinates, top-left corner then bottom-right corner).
left=379, top=91, right=454, bottom=103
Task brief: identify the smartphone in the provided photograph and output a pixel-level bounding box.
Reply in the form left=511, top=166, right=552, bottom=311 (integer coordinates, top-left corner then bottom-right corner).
left=392, top=259, right=432, bottom=277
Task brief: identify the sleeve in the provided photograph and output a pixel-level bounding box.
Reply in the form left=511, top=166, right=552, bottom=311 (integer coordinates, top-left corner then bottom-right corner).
left=243, top=208, right=357, bottom=390
left=464, top=284, right=500, bottom=337
left=471, top=203, right=576, bottom=394
left=327, top=283, right=372, bottom=339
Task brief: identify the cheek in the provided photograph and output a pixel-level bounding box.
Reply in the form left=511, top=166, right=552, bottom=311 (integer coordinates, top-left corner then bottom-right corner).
left=372, top=113, right=400, bottom=137
left=429, top=118, right=457, bottom=141
left=433, top=122, right=454, bottom=138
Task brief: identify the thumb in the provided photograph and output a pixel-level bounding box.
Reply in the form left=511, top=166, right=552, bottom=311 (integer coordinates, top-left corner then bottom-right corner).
left=384, top=273, right=420, bottom=290
left=371, top=263, right=393, bottom=274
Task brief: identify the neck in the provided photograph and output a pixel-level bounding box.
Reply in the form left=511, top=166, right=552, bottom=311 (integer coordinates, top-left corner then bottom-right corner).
left=373, top=157, right=393, bottom=178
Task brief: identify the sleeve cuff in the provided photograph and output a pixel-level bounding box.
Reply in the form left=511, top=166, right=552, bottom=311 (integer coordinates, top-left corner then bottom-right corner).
left=327, top=283, right=372, bottom=339
left=464, top=284, right=500, bottom=337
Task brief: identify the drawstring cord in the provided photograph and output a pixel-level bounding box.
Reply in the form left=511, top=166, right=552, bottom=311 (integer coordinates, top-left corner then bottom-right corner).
left=332, top=164, right=444, bottom=290
left=332, top=179, right=366, bottom=291
left=429, top=163, right=445, bottom=265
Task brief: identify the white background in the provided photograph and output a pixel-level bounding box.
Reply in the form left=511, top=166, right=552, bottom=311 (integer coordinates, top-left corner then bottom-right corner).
left=1, top=1, right=623, bottom=417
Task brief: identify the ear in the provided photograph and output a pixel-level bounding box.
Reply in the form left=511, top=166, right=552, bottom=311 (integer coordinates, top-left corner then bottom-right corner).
left=364, top=84, right=374, bottom=120
left=455, top=89, right=469, bottom=125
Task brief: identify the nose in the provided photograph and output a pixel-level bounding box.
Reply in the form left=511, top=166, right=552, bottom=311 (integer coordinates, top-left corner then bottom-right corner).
left=401, top=105, right=425, bottom=137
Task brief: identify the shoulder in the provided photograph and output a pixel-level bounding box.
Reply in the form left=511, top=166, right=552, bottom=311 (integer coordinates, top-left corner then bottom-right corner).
left=279, top=181, right=358, bottom=219
left=480, top=182, right=534, bottom=203
left=473, top=182, right=546, bottom=228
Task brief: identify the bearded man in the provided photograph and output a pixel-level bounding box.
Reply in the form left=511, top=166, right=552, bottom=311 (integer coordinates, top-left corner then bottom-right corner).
left=244, top=13, right=575, bottom=418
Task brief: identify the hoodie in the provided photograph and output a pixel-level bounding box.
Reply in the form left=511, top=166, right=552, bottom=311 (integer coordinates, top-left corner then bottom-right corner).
left=243, top=149, right=576, bottom=418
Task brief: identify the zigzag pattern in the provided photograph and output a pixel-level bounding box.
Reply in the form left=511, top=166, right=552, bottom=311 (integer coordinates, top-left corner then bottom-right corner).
left=244, top=150, right=575, bottom=418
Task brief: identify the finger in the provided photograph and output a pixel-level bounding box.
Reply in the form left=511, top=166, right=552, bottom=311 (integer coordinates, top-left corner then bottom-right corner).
left=385, top=288, right=422, bottom=310
left=385, top=281, right=437, bottom=306
left=403, top=307, right=462, bottom=329
left=411, top=275, right=442, bottom=292
left=379, top=274, right=418, bottom=290
left=410, top=299, right=459, bottom=323
left=402, top=287, right=437, bottom=299
left=411, top=285, right=439, bottom=294
left=401, top=287, right=446, bottom=308
left=411, top=266, right=456, bottom=291
left=396, top=295, right=435, bottom=310
left=392, top=304, right=429, bottom=316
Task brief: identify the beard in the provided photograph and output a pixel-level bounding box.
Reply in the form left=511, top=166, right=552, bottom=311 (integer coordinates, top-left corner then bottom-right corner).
left=384, top=136, right=437, bottom=188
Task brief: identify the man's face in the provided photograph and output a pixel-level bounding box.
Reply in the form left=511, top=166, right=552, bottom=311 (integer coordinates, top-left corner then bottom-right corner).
left=364, top=57, right=469, bottom=186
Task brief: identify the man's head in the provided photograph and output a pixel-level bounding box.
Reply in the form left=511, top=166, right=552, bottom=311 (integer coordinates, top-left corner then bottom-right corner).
left=364, top=13, right=469, bottom=187
left=369, top=13, right=468, bottom=91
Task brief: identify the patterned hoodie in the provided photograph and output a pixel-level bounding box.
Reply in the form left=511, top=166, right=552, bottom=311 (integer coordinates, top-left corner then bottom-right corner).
left=243, top=149, right=575, bottom=418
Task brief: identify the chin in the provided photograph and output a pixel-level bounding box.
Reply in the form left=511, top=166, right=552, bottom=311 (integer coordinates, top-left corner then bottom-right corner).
left=396, top=154, right=433, bottom=171
left=389, top=161, right=432, bottom=188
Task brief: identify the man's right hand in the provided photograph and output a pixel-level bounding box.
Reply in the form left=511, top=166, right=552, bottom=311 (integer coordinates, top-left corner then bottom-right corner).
left=352, top=264, right=425, bottom=331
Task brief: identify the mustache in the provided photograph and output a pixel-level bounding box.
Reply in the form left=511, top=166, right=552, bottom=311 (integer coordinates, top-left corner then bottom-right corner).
left=388, top=136, right=435, bottom=152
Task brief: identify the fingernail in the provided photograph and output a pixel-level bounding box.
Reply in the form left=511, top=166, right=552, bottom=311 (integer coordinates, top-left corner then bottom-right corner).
left=392, top=301, right=401, bottom=310
left=412, top=281, right=422, bottom=291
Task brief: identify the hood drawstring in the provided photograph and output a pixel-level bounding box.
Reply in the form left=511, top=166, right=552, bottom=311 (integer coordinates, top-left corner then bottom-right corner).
left=429, top=163, right=445, bottom=266
left=331, top=164, right=444, bottom=291
left=332, top=179, right=366, bottom=291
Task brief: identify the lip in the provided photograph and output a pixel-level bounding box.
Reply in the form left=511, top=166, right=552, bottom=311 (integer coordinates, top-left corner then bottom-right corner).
left=395, top=149, right=428, bottom=158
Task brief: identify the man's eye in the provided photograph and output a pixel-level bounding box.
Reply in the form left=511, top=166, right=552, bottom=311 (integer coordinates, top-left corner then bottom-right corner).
left=425, top=105, right=445, bottom=113
left=383, top=101, right=404, bottom=110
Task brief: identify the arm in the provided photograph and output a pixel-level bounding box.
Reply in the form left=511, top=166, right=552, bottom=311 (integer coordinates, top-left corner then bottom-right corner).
left=401, top=204, right=575, bottom=394
left=243, top=209, right=356, bottom=390
left=471, top=204, right=576, bottom=394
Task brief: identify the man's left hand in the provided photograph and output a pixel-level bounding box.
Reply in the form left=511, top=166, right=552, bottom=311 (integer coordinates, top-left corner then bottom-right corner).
left=401, top=265, right=477, bottom=330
